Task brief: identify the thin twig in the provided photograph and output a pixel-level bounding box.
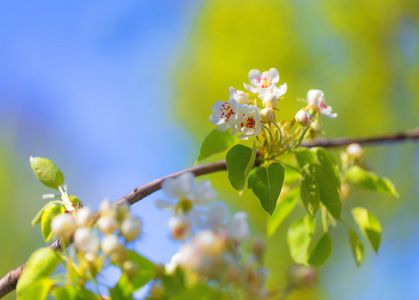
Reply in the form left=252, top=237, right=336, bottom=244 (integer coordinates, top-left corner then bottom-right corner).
left=1, top=128, right=418, bottom=298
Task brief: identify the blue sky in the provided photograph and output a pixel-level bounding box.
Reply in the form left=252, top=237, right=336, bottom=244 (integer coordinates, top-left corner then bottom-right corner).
left=0, top=0, right=202, bottom=286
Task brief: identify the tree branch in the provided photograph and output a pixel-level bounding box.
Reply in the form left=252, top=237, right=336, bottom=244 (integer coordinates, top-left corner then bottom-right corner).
left=1, top=128, right=418, bottom=298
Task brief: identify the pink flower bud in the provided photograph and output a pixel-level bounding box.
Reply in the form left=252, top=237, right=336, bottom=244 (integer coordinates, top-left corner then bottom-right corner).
left=295, top=109, right=311, bottom=127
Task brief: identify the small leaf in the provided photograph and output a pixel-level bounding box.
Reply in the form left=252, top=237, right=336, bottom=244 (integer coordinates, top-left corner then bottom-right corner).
left=311, top=147, right=341, bottom=188
left=308, top=233, right=333, bottom=267
left=352, top=207, right=381, bottom=253
left=41, top=203, right=65, bottom=242
left=111, top=273, right=134, bottom=300
left=226, top=143, right=256, bottom=193
left=267, top=188, right=299, bottom=238
left=31, top=201, right=57, bottom=226
left=348, top=228, right=364, bottom=266
left=294, top=148, right=317, bottom=168
left=300, top=168, right=320, bottom=217
left=51, top=285, right=99, bottom=299
left=287, top=215, right=315, bottom=264
left=196, top=128, right=237, bottom=164
left=345, top=165, right=399, bottom=197
left=18, top=278, right=53, bottom=300
left=303, top=164, right=341, bottom=220
left=173, top=285, right=228, bottom=300
left=29, top=156, right=64, bottom=189
left=127, top=251, right=156, bottom=291
left=248, top=162, right=285, bottom=215
left=17, top=248, right=60, bottom=298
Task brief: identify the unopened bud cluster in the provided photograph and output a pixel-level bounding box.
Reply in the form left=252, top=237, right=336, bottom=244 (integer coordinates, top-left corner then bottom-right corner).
left=51, top=200, right=142, bottom=282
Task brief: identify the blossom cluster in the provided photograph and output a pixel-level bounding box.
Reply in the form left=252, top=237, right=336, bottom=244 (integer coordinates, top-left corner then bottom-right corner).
left=209, top=68, right=337, bottom=140
left=51, top=201, right=142, bottom=280
left=155, top=172, right=268, bottom=298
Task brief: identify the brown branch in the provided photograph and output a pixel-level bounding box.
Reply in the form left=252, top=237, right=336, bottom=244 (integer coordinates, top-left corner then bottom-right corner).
left=301, top=128, right=419, bottom=148
left=1, top=128, right=418, bottom=298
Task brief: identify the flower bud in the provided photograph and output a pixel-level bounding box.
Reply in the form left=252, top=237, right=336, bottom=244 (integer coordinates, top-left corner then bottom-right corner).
left=76, top=207, right=92, bottom=227
left=295, top=109, right=311, bottom=127
left=51, top=214, right=75, bottom=237
left=97, top=215, right=118, bottom=234
left=123, top=261, right=139, bottom=278
left=101, top=234, right=120, bottom=254
left=74, top=227, right=99, bottom=253
left=121, top=216, right=142, bottom=241
left=168, top=215, right=191, bottom=240
left=261, top=107, right=274, bottom=123
left=346, top=143, right=363, bottom=159
left=287, top=264, right=318, bottom=289
left=236, top=90, right=249, bottom=105
left=262, top=94, right=277, bottom=108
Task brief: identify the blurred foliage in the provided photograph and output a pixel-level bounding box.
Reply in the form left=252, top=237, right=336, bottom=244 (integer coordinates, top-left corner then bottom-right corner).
left=0, top=141, right=45, bottom=300
left=174, top=0, right=419, bottom=298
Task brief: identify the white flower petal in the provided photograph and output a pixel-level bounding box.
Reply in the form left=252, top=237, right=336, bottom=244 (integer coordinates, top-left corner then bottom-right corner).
left=229, top=87, right=237, bottom=100
left=269, top=68, right=280, bottom=85
left=172, top=172, right=195, bottom=198
left=227, top=212, right=250, bottom=241
left=307, top=89, right=324, bottom=107
left=243, top=83, right=258, bottom=93
left=217, top=122, right=231, bottom=132
left=155, top=200, right=177, bottom=211
left=274, top=83, right=287, bottom=97
left=206, top=202, right=229, bottom=229
left=248, top=69, right=261, bottom=86
left=192, top=180, right=216, bottom=206
left=209, top=114, right=225, bottom=126
left=162, top=178, right=177, bottom=199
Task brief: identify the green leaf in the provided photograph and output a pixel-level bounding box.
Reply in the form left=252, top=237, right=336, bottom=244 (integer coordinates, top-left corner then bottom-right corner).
left=41, top=203, right=65, bottom=242
left=32, top=201, right=59, bottom=226
left=294, top=148, right=317, bottom=168
left=345, top=165, right=399, bottom=197
left=196, top=128, right=237, bottom=164
left=248, top=162, right=285, bottom=215
left=172, top=285, right=228, bottom=300
left=127, top=251, right=156, bottom=291
left=348, top=228, right=364, bottom=266
left=29, top=156, right=64, bottom=189
left=18, top=278, right=53, bottom=300
left=311, top=147, right=341, bottom=188
left=226, top=143, right=256, bottom=193
left=352, top=207, right=381, bottom=253
left=302, top=164, right=341, bottom=220
left=110, top=273, right=134, bottom=300
left=17, top=247, right=60, bottom=298
left=161, top=267, right=186, bottom=295
left=308, top=233, right=333, bottom=267
left=300, top=168, right=320, bottom=217
left=267, top=188, right=299, bottom=238
left=51, top=285, right=99, bottom=300
left=287, top=215, right=315, bottom=264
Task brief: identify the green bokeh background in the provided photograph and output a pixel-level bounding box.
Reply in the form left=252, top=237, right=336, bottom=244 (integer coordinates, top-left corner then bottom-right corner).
left=174, top=0, right=419, bottom=298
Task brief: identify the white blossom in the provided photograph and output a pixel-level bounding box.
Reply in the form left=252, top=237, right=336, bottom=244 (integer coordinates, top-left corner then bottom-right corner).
left=121, top=216, right=142, bottom=241
left=75, top=207, right=92, bottom=227
left=229, top=87, right=249, bottom=105
left=209, top=89, right=239, bottom=131
left=261, top=107, right=274, bottom=123
left=168, top=214, right=192, bottom=240
left=226, top=212, right=250, bottom=241
left=97, top=215, right=118, bottom=234
left=101, top=234, right=120, bottom=254
left=347, top=143, right=363, bottom=158
left=306, top=89, right=337, bottom=119
left=231, top=105, right=262, bottom=140
left=206, top=202, right=229, bottom=229
left=51, top=213, right=75, bottom=237
left=244, top=68, right=287, bottom=98
left=74, top=227, right=99, bottom=253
